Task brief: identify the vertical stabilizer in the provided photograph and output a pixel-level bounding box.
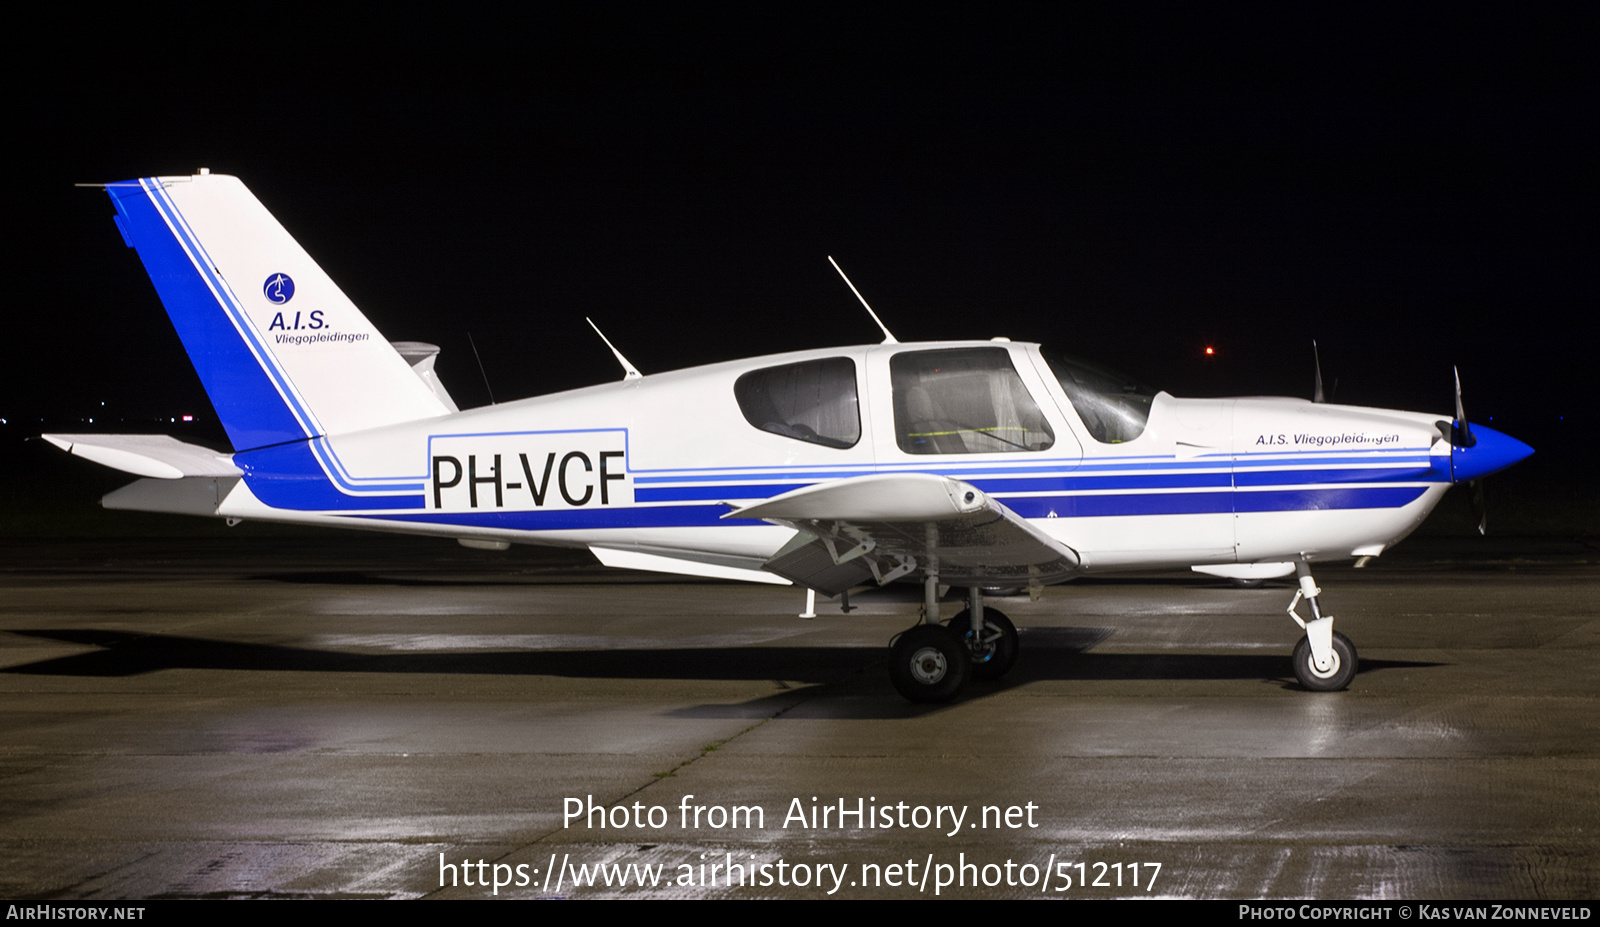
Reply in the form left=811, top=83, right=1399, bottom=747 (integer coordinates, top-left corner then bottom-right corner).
left=105, top=172, right=449, bottom=450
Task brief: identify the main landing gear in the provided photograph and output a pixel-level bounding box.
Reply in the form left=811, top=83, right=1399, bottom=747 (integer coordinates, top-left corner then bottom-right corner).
left=881, top=562, right=1359, bottom=702
left=889, top=580, right=1020, bottom=703
left=1286, top=562, right=1358, bottom=691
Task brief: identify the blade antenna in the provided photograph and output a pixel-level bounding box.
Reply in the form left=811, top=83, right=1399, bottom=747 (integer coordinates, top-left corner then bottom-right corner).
left=828, top=256, right=898, bottom=344
left=467, top=332, right=496, bottom=405
left=1312, top=340, right=1326, bottom=403
left=586, top=318, right=643, bottom=380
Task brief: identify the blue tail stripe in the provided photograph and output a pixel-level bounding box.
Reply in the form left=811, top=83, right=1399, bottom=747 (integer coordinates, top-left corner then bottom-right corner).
left=234, top=443, right=424, bottom=510
left=106, top=182, right=306, bottom=451
left=140, top=180, right=324, bottom=439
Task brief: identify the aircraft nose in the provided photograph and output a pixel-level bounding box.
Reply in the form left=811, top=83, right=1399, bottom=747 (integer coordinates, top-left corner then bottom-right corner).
left=1451, top=424, right=1534, bottom=483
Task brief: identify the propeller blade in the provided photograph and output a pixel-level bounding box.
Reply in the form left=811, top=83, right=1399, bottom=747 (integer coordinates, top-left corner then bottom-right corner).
left=1452, top=366, right=1475, bottom=447
left=1312, top=340, right=1326, bottom=403
left=1470, top=479, right=1487, bottom=536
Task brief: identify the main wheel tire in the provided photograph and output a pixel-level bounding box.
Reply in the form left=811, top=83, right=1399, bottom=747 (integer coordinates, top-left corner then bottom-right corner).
left=948, top=608, right=1019, bottom=681
left=889, top=625, right=971, bottom=703
left=1230, top=577, right=1265, bottom=589
left=1292, top=630, right=1358, bottom=691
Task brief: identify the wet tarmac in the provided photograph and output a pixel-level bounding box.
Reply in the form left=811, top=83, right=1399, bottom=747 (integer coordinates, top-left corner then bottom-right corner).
left=0, top=535, right=1595, bottom=899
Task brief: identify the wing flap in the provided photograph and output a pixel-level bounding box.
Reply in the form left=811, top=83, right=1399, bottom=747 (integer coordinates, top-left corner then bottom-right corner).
left=590, top=546, right=792, bottom=585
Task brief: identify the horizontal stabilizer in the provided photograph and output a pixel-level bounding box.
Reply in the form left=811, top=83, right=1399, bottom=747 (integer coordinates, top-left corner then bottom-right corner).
left=391, top=341, right=459, bottom=413
left=103, top=476, right=239, bottom=516
left=42, top=434, right=240, bottom=479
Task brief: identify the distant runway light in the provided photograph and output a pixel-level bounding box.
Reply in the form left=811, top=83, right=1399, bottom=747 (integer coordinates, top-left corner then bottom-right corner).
left=1204, top=346, right=1216, bottom=356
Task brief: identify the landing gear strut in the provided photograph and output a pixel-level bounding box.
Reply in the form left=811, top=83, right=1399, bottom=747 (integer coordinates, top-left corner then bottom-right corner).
left=1286, top=562, right=1358, bottom=690
left=949, top=586, right=1019, bottom=681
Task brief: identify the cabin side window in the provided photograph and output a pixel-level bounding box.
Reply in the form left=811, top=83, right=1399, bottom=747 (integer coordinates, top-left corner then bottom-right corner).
left=734, top=357, right=861, bottom=449
left=890, top=348, right=1055, bottom=454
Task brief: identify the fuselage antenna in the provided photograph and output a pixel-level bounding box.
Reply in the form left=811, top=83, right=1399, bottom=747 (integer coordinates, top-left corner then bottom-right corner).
left=586, top=317, right=644, bottom=380
left=467, top=333, right=496, bottom=406
left=467, top=332, right=496, bottom=405
left=828, top=256, right=898, bottom=344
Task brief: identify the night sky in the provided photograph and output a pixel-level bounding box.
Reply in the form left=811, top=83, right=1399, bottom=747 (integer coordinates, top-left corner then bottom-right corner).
left=11, top=6, right=1595, bottom=476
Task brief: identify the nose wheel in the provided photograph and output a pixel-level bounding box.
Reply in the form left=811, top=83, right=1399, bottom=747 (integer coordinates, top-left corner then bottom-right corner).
left=1292, top=630, right=1358, bottom=690
left=1286, top=562, right=1359, bottom=691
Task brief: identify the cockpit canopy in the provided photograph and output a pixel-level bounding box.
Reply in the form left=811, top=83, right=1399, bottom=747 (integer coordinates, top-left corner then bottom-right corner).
left=730, top=344, right=1159, bottom=453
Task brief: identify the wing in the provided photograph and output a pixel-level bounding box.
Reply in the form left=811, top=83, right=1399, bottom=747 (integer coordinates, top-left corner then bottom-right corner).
left=726, top=473, right=1081, bottom=596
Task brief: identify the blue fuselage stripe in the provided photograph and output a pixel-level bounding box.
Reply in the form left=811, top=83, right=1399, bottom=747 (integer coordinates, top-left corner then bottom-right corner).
left=630, top=452, right=1436, bottom=483
left=333, top=485, right=1430, bottom=528
left=632, top=464, right=1441, bottom=503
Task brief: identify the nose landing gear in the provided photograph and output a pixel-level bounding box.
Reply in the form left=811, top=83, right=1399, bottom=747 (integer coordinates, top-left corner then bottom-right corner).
left=1286, top=562, right=1358, bottom=690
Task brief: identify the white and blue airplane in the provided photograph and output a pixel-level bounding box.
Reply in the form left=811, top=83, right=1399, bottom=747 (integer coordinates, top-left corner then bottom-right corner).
left=49, top=171, right=1534, bottom=702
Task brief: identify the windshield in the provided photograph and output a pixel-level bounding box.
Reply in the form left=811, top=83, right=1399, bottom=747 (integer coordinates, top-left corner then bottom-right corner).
left=1041, top=349, right=1158, bottom=444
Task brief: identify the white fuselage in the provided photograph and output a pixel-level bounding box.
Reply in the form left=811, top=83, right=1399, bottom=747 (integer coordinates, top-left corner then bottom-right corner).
left=212, top=340, right=1452, bottom=577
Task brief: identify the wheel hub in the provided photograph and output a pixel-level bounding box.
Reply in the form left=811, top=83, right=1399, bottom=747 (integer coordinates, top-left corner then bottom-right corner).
left=909, top=646, right=948, bottom=684
left=1308, top=650, right=1341, bottom=679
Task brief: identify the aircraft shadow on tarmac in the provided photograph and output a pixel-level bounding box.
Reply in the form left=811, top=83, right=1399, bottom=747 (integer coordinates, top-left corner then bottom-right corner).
left=247, top=570, right=1300, bottom=590
left=2, top=627, right=1441, bottom=714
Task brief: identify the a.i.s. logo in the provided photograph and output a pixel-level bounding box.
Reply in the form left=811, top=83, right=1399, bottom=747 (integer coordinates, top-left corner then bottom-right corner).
left=263, top=273, right=295, bottom=304
left=262, top=272, right=326, bottom=332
